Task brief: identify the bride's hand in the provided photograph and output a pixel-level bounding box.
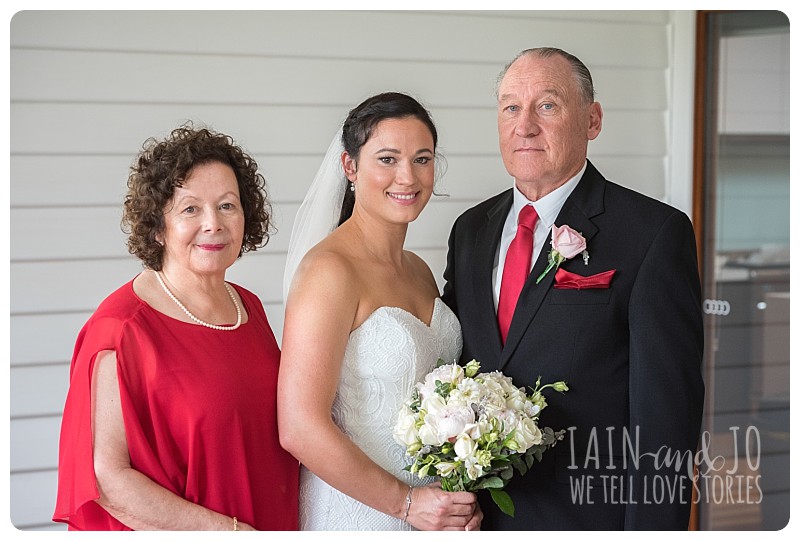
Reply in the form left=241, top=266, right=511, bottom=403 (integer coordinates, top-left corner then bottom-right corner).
left=464, top=502, right=483, bottom=531
left=405, top=484, right=477, bottom=531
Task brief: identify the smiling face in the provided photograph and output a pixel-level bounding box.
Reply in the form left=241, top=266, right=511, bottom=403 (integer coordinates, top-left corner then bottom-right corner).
left=497, top=53, right=602, bottom=197
left=158, top=161, right=245, bottom=278
left=343, top=116, right=436, bottom=225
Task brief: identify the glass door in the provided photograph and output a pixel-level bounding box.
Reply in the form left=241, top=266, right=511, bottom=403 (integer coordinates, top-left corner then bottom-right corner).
left=695, top=10, right=789, bottom=530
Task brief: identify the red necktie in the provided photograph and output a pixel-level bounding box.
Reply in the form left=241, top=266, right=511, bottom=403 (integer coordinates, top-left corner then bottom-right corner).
left=498, top=205, right=538, bottom=344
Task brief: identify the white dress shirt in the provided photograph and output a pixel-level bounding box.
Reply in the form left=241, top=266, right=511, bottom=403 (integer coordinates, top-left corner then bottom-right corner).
left=492, top=162, right=587, bottom=310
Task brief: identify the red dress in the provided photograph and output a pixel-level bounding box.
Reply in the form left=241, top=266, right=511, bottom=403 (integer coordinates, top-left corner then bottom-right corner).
left=52, top=278, right=299, bottom=530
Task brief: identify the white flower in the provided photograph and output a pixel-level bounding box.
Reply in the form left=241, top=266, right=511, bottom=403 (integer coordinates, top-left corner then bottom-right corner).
left=505, top=388, right=528, bottom=412
left=393, top=405, right=419, bottom=446
left=513, top=417, right=543, bottom=451
left=396, top=360, right=567, bottom=500
left=477, top=374, right=505, bottom=397
left=464, top=359, right=480, bottom=377
left=479, top=387, right=507, bottom=414
left=420, top=393, right=446, bottom=416
left=418, top=423, right=444, bottom=446
left=464, top=419, right=492, bottom=440
left=523, top=401, right=541, bottom=418
left=496, top=409, right=519, bottom=437
left=454, top=433, right=478, bottom=460
left=481, top=372, right=517, bottom=394
left=463, top=456, right=484, bottom=481
left=449, top=377, right=483, bottom=406
left=417, top=363, right=464, bottom=399
left=435, top=462, right=457, bottom=477
left=476, top=449, right=493, bottom=468
left=434, top=362, right=465, bottom=385
left=427, top=404, right=475, bottom=442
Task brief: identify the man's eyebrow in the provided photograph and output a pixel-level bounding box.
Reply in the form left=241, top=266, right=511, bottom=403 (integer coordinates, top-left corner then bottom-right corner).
left=498, top=89, right=562, bottom=102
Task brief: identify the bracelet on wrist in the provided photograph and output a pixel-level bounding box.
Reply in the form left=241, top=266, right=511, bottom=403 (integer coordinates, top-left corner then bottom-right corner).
left=402, top=486, right=413, bottom=522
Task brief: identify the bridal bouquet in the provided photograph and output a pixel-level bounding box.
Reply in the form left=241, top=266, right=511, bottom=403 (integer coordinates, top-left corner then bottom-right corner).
left=392, top=359, right=568, bottom=517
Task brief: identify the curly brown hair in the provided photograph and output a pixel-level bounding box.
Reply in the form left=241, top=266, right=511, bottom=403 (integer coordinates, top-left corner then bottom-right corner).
left=122, top=123, right=272, bottom=271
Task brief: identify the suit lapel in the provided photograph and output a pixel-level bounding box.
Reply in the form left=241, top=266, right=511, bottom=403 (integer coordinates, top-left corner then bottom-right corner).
left=499, top=161, right=606, bottom=369
left=472, top=190, right=512, bottom=368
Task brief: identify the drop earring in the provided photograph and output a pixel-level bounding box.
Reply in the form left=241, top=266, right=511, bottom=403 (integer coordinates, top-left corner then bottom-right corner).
left=349, top=181, right=355, bottom=192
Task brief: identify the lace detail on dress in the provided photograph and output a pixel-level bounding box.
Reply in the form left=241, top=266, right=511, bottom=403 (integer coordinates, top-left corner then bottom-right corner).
left=299, top=298, right=462, bottom=530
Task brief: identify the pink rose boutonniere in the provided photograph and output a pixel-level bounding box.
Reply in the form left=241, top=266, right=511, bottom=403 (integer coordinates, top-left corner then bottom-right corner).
left=536, top=224, right=588, bottom=284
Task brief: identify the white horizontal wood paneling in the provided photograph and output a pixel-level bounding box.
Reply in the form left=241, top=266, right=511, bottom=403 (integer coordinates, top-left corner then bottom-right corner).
left=10, top=103, right=347, bottom=156
left=10, top=471, right=60, bottom=530
left=10, top=11, right=668, bottom=67
left=10, top=10, right=678, bottom=530
left=11, top=365, right=70, bottom=419
left=11, top=258, right=146, bottom=314
left=10, top=313, right=89, bottom=365
left=11, top=207, right=131, bottom=261
left=11, top=50, right=500, bottom=108
left=12, top=49, right=667, bottom=111
left=11, top=417, right=62, bottom=472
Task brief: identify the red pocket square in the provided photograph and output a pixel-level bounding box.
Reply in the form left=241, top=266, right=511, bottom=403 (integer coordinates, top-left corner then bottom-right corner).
left=553, top=268, right=616, bottom=289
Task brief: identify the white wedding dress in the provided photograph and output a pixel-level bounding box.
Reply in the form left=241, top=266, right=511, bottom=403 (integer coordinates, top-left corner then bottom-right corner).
left=299, top=297, right=463, bottom=530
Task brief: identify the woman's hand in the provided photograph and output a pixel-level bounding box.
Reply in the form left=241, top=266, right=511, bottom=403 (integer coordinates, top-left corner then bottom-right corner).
left=465, top=502, right=483, bottom=531
left=404, top=483, right=478, bottom=531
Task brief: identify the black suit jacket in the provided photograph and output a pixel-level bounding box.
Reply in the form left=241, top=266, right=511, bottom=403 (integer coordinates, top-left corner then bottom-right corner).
left=442, top=161, right=704, bottom=530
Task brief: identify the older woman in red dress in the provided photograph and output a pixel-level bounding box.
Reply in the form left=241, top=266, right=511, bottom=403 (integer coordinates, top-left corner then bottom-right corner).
left=53, top=124, right=298, bottom=530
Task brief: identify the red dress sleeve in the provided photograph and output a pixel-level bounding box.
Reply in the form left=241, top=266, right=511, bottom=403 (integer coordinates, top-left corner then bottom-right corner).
left=52, top=286, right=138, bottom=530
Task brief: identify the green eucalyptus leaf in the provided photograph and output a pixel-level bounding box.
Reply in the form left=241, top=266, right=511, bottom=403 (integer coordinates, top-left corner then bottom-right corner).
left=525, top=453, right=535, bottom=469
left=488, top=488, right=515, bottom=517
left=477, top=476, right=505, bottom=490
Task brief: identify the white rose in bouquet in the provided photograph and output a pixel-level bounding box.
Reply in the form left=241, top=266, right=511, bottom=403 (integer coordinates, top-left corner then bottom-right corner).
left=454, top=433, right=478, bottom=460
left=392, top=405, right=420, bottom=447
left=514, top=416, right=543, bottom=449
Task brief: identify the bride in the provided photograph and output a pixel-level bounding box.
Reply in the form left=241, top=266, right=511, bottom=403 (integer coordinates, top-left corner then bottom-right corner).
left=278, top=92, right=481, bottom=531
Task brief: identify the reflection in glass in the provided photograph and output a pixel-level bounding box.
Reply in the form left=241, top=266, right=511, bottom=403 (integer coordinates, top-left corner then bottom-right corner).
left=698, top=10, right=789, bottom=531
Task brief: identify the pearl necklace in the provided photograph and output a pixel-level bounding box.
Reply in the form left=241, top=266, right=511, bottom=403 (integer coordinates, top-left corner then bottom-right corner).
left=153, top=270, right=242, bottom=331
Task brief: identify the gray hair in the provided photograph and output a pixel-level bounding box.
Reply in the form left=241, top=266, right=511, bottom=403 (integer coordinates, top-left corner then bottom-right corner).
left=495, top=47, right=595, bottom=105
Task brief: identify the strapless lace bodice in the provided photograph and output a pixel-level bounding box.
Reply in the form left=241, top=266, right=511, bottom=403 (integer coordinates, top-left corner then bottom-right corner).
left=299, top=298, right=462, bottom=530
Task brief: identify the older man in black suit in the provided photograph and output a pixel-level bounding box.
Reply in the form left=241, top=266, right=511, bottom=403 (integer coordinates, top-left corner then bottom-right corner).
left=442, top=47, right=704, bottom=530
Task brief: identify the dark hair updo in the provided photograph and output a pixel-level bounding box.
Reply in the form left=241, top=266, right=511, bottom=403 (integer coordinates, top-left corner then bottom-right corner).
left=338, top=92, right=438, bottom=225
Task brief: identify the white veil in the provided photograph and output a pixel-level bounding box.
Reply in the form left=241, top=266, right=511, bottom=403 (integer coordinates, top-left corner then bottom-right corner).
left=283, top=127, right=346, bottom=303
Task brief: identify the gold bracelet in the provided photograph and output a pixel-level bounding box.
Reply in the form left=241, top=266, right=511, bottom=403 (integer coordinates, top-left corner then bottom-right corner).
left=402, top=486, right=413, bottom=522
left=233, top=516, right=239, bottom=531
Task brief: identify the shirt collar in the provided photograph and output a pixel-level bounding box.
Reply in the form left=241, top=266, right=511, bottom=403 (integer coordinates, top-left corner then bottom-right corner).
left=511, top=161, right=587, bottom=227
